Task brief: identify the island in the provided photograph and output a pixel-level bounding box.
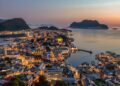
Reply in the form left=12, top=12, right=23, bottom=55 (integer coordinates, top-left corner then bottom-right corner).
left=38, top=26, right=59, bottom=30
left=0, top=18, right=30, bottom=31
left=69, top=20, right=108, bottom=29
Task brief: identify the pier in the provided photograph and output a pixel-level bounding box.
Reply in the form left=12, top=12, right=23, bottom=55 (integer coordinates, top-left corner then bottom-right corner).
left=77, top=49, right=92, bottom=54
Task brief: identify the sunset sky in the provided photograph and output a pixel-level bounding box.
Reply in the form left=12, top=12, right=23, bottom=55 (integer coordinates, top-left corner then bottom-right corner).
left=0, top=0, right=120, bottom=27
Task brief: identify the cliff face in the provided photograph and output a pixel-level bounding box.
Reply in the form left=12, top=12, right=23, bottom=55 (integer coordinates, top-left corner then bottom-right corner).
left=69, top=20, right=108, bottom=29
left=0, top=18, right=30, bottom=31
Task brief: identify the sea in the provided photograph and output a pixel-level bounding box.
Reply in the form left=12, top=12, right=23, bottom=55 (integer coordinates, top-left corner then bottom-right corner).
left=66, top=29, right=120, bottom=67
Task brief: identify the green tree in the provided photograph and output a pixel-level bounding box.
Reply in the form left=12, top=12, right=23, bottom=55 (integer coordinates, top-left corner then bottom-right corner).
left=55, top=80, right=69, bottom=86
left=4, top=77, right=26, bottom=86
left=94, top=79, right=106, bottom=86
left=35, top=75, right=50, bottom=86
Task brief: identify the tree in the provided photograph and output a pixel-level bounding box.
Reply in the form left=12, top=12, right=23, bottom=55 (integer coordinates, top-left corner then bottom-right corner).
left=35, top=75, right=50, bottom=86
left=4, top=77, right=26, bottom=86
left=94, top=79, right=106, bottom=86
left=55, top=80, right=69, bottom=86
left=4, top=57, right=11, bottom=63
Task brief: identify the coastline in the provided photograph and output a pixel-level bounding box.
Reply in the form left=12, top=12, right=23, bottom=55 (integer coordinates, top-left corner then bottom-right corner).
left=0, top=28, right=120, bottom=86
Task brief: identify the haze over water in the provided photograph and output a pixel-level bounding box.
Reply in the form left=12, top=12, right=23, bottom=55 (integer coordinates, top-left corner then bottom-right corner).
left=67, top=29, right=120, bottom=66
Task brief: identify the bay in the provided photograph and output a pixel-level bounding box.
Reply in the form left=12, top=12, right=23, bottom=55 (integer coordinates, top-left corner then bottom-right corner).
left=67, top=29, right=120, bottom=66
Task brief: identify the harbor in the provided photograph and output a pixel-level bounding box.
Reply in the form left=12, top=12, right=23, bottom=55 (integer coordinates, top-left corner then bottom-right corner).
left=0, top=28, right=120, bottom=86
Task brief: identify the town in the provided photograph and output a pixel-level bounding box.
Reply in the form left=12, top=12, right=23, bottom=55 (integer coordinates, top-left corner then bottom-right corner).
left=0, top=28, right=120, bottom=86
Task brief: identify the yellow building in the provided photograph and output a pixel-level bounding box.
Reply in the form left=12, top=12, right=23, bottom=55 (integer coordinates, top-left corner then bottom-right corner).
left=57, top=37, right=63, bottom=44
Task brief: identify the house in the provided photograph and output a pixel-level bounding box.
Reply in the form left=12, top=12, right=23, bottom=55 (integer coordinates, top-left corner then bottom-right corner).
left=44, top=66, right=63, bottom=81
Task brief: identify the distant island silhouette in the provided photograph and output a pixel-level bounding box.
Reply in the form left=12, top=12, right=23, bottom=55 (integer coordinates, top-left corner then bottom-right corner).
left=38, top=26, right=59, bottom=30
left=0, top=18, right=109, bottom=31
left=0, top=18, right=30, bottom=31
left=69, top=20, right=108, bottom=29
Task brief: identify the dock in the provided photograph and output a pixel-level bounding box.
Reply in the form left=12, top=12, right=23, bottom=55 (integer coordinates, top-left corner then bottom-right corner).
left=77, top=49, right=92, bottom=54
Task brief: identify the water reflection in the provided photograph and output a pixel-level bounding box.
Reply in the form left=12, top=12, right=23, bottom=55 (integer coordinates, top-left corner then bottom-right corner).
left=67, top=29, right=120, bottom=66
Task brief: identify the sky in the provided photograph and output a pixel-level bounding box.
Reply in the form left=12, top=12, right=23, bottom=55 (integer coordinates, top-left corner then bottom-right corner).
left=0, top=0, right=120, bottom=27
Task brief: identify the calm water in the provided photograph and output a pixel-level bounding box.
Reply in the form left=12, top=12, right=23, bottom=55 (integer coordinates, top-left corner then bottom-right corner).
left=67, top=29, right=120, bottom=66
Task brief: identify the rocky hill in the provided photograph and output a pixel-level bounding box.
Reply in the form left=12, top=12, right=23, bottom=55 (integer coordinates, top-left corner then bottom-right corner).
left=69, top=20, right=108, bottom=29
left=0, top=18, right=30, bottom=31
left=38, top=26, right=59, bottom=30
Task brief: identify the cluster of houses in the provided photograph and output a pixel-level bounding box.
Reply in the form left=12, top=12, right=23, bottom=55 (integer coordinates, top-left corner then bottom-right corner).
left=77, top=51, right=120, bottom=86
left=1, top=28, right=119, bottom=86
left=0, top=29, right=78, bottom=86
